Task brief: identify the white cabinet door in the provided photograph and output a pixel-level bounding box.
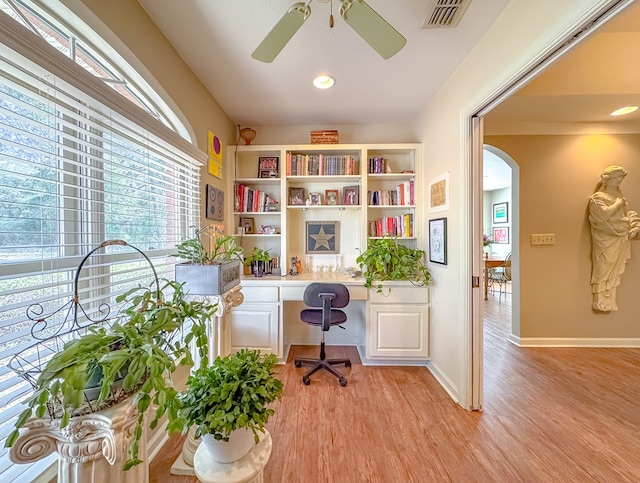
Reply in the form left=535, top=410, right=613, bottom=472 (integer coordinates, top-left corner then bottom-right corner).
left=367, top=304, right=429, bottom=359
left=226, top=303, right=280, bottom=357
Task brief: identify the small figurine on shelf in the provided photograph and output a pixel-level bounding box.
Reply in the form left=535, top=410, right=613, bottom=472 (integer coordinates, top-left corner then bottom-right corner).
left=290, top=256, right=302, bottom=275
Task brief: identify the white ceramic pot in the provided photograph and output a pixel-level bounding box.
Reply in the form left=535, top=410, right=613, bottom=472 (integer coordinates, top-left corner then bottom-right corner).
left=200, top=428, right=255, bottom=463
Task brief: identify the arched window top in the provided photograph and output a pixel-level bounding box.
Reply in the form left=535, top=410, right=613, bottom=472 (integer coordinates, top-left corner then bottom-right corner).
left=0, top=0, right=192, bottom=142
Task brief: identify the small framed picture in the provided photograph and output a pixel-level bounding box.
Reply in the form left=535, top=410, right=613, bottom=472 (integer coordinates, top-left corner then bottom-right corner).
left=429, top=217, right=447, bottom=265
left=240, top=217, right=255, bottom=234
left=493, top=226, right=509, bottom=244
left=309, top=192, right=322, bottom=205
left=343, top=185, right=359, bottom=205
left=492, top=202, right=508, bottom=224
left=305, top=221, right=339, bottom=254
left=325, top=189, right=339, bottom=205
left=289, top=187, right=306, bottom=205
left=260, top=224, right=276, bottom=235
left=258, top=157, right=279, bottom=178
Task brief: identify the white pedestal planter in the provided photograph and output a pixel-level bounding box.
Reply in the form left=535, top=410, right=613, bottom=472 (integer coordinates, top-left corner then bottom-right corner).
left=201, top=429, right=255, bottom=464
left=194, top=430, right=272, bottom=483
left=9, top=397, right=147, bottom=483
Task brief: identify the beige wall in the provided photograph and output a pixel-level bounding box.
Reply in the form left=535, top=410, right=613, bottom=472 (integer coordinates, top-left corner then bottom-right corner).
left=70, top=0, right=235, bottom=224
left=486, top=134, right=640, bottom=339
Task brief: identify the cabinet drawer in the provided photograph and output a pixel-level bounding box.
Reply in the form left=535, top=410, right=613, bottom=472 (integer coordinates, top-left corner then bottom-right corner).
left=241, top=285, right=279, bottom=302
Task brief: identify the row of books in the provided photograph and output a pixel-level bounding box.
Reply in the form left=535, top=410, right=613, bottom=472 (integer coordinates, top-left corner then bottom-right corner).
left=368, top=214, right=414, bottom=238
left=286, top=152, right=359, bottom=176
left=368, top=156, right=388, bottom=174
left=234, top=183, right=279, bottom=213
left=367, top=180, right=414, bottom=206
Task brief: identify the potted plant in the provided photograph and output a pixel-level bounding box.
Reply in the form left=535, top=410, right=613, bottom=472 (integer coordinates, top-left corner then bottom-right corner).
left=174, top=226, right=243, bottom=294
left=168, top=348, right=283, bottom=463
left=243, top=247, right=272, bottom=277
left=5, top=278, right=217, bottom=471
left=356, top=236, right=431, bottom=295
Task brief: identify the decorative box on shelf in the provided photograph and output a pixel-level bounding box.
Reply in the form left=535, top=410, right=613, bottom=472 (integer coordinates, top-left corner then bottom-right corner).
left=310, top=130, right=339, bottom=144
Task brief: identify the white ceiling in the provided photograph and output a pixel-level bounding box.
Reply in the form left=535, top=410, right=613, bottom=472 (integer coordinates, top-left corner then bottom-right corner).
left=136, top=1, right=640, bottom=192
left=137, top=0, right=511, bottom=126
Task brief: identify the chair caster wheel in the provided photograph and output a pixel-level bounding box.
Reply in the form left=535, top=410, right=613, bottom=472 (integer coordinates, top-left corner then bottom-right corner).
left=339, top=378, right=347, bottom=387
left=295, top=361, right=302, bottom=368
left=345, top=361, right=351, bottom=368
left=302, top=376, right=310, bottom=385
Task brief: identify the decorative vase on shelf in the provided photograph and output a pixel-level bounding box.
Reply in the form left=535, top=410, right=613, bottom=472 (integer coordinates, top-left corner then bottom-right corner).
left=239, top=127, right=256, bottom=145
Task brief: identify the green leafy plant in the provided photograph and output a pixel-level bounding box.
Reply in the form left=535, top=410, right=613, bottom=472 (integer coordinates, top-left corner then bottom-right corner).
left=5, top=279, right=217, bottom=471
left=168, top=348, right=283, bottom=442
left=243, top=247, right=272, bottom=266
left=356, top=236, right=431, bottom=295
left=174, top=226, right=243, bottom=265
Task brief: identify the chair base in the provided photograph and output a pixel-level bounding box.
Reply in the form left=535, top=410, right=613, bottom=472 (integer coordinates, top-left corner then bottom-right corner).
left=294, top=344, right=351, bottom=386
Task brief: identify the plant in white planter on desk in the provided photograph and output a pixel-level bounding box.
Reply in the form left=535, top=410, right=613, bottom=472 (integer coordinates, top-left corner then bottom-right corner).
left=168, top=348, right=283, bottom=463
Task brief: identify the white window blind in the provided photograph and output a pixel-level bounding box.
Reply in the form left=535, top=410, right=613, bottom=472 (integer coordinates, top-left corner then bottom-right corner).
left=0, top=40, right=201, bottom=483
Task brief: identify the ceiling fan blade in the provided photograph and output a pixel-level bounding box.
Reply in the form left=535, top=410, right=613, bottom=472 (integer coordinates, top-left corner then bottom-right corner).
left=340, top=0, right=406, bottom=59
left=252, top=2, right=311, bottom=63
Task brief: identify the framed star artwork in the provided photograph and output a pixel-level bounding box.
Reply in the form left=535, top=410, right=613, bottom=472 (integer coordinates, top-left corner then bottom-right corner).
left=305, top=221, right=339, bottom=254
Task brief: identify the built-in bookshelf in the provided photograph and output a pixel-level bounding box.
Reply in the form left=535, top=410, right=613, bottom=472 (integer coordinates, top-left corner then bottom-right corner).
left=227, top=144, right=422, bottom=273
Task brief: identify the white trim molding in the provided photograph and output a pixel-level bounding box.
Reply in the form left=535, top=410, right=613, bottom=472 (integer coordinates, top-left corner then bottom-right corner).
left=509, top=335, right=640, bottom=348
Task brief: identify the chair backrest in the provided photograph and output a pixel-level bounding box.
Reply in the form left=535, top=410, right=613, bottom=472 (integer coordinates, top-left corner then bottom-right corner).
left=504, top=252, right=512, bottom=281
left=303, top=283, right=350, bottom=309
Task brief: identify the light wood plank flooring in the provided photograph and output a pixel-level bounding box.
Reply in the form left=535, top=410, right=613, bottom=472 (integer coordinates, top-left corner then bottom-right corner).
left=151, top=295, right=640, bottom=482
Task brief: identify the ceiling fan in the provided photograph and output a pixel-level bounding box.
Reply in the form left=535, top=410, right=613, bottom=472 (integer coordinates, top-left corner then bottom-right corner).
left=251, top=0, right=407, bottom=63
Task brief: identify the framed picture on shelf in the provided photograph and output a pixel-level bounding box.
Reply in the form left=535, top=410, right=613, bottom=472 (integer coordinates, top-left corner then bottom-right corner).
left=429, top=218, right=447, bottom=265
left=309, top=192, right=322, bottom=205
left=258, top=157, right=279, bottom=178
left=343, top=185, right=359, bottom=205
left=240, top=217, right=255, bottom=234
left=305, top=221, right=339, bottom=254
left=493, top=226, right=509, bottom=244
left=492, top=202, right=508, bottom=223
left=325, top=189, right=339, bottom=205
left=289, top=187, right=306, bottom=205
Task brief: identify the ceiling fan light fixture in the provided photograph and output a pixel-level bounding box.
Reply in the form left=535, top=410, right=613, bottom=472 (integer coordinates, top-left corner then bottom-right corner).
left=313, top=74, right=335, bottom=89
left=610, top=106, right=638, bottom=116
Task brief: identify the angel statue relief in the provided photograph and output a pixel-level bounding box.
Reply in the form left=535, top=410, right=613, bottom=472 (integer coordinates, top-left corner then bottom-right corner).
left=588, top=165, right=640, bottom=311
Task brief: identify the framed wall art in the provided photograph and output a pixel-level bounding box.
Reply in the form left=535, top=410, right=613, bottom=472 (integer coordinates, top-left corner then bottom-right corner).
left=492, top=202, right=508, bottom=223
left=427, top=172, right=449, bottom=213
left=429, top=217, right=447, bottom=265
left=305, top=221, right=339, bottom=254
left=205, top=184, right=224, bottom=221
left=493, top=226, right=509, bottom=244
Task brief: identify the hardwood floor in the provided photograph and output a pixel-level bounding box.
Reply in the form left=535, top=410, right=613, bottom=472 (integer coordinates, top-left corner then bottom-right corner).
left=151, top=295, right=640, bottom=482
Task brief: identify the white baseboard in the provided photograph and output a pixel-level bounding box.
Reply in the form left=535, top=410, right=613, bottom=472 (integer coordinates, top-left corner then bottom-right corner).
left=509, top=335, right=640, bottom=348
left=147, top=419, right=169, bottom=463
left=426, top=360, right=460, bottom=404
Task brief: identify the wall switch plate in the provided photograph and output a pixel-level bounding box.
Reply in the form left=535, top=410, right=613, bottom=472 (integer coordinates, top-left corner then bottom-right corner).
left=530, top=233, right=555, bottom=245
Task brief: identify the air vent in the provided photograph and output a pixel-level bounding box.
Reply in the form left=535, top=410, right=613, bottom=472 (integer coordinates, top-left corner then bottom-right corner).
left=422, top=0, right=472, bottom=28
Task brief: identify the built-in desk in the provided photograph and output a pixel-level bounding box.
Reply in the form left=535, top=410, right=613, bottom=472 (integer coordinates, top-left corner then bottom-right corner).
left=224, top=274, right=430, bottom=365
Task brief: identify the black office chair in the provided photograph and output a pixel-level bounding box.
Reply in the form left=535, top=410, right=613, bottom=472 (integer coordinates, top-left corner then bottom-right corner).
left=294, top=283, right=351, bottom=386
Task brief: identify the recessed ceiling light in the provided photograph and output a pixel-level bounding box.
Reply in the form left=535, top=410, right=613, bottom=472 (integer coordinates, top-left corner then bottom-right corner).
left=611, top=106, right=638, bottom=116
left=313, top=74, right=335, bottom=89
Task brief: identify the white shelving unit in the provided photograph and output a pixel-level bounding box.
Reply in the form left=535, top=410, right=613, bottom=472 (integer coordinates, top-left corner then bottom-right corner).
left=227, top=143, right=422, bottom=274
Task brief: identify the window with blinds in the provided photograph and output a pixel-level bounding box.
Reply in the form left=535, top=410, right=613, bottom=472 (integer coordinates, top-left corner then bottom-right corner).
left=0, top=26, right=201, bottom=483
